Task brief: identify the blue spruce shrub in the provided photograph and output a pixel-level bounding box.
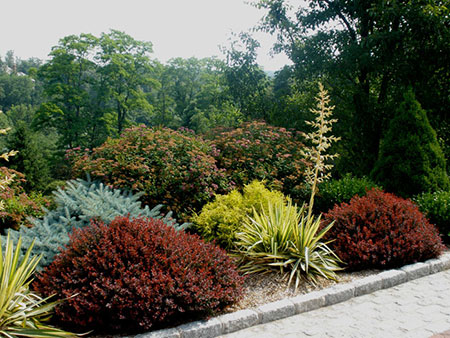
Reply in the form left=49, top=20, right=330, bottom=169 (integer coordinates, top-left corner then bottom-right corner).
left=3, top=178, right=188, bottom=270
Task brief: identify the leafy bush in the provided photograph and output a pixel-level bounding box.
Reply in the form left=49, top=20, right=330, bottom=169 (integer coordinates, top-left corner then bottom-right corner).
left=192, top=180, right=286, bottom=249
left=210, top=121, right=307, bottom=200
left=68, top=125, right=231, bottom=221
left=0, top=167, right=49, bottom=233
left=371, top=88, right=450, bottom=197
left=315, top=174, right=381, bottom=213
left=0, top=234, right=75, bottom=337
left=414, top=190, right=450, bottom=240
left=33, top=216, right=244, bottom=333
left=235, top=200, right=342, bottom=289
left=322, top=189, right=444, bottom=270
left=4, top=178, right=186, bottom=270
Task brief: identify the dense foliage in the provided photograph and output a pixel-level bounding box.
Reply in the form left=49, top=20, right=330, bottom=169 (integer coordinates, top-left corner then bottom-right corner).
left=192, top=180, right=286, bottom=249
left=322, top=189, right=444, bottom=270
left=414, top=190, right=450, bottom=241
left=69, top=125, right=231, bottom=220
left=34, top=216, right=243, bottom=333
left=315, top=174, right=381, bottom=213
left=210, top=121, right=306, bottom=199
left=0, top=167, right=48, bottom=233
left=256, top=0, right=450, bottom=177
left=235, top=200, right=342, bottom=288
left=4, top=178, right=184, bottom=270
left=0, top=234, right=75, bottom=338
left=371, top=89, right=449, bottom=197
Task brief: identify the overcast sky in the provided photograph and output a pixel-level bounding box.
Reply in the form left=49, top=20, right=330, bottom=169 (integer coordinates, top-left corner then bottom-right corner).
left=0, top=0, right=292, bottom=71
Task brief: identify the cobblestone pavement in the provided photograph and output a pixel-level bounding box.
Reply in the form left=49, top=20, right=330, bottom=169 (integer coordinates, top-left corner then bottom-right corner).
left=220, top=269, right=450, bottom=338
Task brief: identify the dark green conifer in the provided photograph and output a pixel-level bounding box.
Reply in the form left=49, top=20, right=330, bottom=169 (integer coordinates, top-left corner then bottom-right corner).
left=7, top=121, right=51, bottom=191
left=371, top=88, right=449, bottom=197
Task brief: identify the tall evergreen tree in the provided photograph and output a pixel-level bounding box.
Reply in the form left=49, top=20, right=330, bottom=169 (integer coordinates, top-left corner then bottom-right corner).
left=7, top=121, right=51, bottom=191
left=371, top=88, right=449, bottom=197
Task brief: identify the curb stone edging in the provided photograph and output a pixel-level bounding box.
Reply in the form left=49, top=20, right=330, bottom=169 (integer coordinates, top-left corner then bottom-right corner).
left=134, top=252, right=450, bottom=338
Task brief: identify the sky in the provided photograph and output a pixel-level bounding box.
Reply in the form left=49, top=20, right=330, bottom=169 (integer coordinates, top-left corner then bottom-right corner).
left=0, top=0, right=292, bottom=71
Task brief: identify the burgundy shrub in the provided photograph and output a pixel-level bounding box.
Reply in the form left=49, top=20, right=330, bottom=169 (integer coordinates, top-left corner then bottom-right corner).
left=322, top=188, right=444, bottom=270
left=33, top=216, right=244, bottom=333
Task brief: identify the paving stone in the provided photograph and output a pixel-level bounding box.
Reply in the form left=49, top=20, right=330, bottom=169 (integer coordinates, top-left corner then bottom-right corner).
left=178, top=318, right=222, bottom=338
left=219, top=309, right=259, bottom=334
left=401, top=262, right=431, bottom=280
left=135, top=328, right=180, bottom=338
left=289, top=289, right=326, bottom=314
left=219, top=269, right=450, bottom=338
left=428, top=258, right=446, bottom=274
left=323, top=282, right=355, bottom=305
left=352, top=274, right=385, bottom=296
left=378, top=269, right=408, bottom=288
left=255, top=299, right=295, bottom=324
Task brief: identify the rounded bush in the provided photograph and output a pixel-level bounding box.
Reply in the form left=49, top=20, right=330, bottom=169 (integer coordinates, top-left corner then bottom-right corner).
left=210, top=121, right=306, bottom=200
left=414, top=190, right=450, bottom=241
left=192, top=180, right=286, bottom=249
left=315, top=174, right=381, bottom=213
left=67, top=126, right=231, bottom=221
left=33, top=216, right=243, bottom=333
left=322, top=189, right=444, bottom=270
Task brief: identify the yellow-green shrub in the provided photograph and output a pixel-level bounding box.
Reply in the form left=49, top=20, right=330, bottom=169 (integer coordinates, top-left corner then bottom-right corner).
left=192, top=181, right=286, bottom=249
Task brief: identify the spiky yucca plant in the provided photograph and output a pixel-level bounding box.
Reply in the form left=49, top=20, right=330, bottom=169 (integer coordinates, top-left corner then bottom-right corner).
left=0, top=234, right=76, bottom=338
left=236, top=200, right=341, bottom=289
left=302, top=82, right=340, bottom=218
left=235, top=83, right=343, bottom=288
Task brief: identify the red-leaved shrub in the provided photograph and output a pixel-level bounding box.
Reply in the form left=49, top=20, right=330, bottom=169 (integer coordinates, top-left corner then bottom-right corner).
left=33, top=216, right=243, bottom=333
left=322, top=189, right=444, bottom=270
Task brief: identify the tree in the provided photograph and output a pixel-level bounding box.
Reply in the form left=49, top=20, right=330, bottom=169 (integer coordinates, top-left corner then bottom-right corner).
left=97, top=30, right=156, bottom=134
left=7, top=121, right=51, bottom=191
left=371, top=88, right=449, bottom=197
left=221, top=32, right=271, bottom=120
left=255, top=0, right=450, bottom=176
left=34, top=33, right=101, bottom=148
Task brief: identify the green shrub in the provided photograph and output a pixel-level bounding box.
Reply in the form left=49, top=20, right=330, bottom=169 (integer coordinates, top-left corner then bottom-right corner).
left=315, top=174, right=381, bottom=213
left=4, top=178, right=187, bottom=270
left=210, top=121, right=307, bottom=201
left=68, top=126, right=231, bottom=221
left=192, top=180, right=286, bottom=249
left=235, top=200, right=342, bottom=289
left=371, top=88, right=450, bottom=197
left=414, top=190, right=450, bottom=240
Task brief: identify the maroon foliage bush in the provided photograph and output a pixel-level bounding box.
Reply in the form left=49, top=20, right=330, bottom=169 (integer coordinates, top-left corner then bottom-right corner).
left=322, top=189, right=444, bottom=270
left=33, top=216, right=244, bottom=333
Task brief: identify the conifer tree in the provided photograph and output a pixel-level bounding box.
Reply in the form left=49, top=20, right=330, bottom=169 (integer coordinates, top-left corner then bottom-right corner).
left=7, top=121, right=51, bottom=191
left=371, top=88, right=449, bottom=197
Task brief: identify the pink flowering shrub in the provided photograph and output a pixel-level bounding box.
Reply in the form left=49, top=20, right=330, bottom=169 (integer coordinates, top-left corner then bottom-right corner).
left=67, top=126, right=231, bottom=221
left=210, top=121, right=307, bottom=200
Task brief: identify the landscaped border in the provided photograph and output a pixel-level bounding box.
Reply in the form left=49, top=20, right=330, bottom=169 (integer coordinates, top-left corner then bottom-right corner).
left=134, top=252, right=450, bottom=338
